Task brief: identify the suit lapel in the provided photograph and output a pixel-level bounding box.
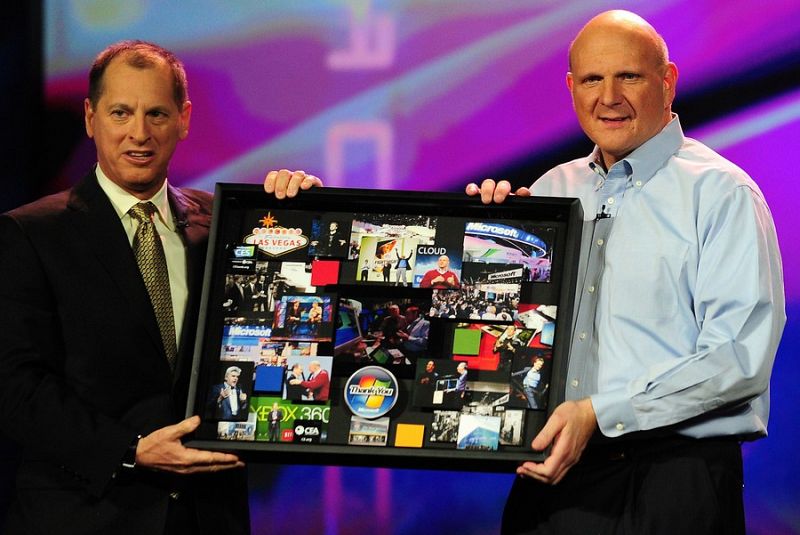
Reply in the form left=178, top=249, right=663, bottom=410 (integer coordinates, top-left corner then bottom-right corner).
left=66, top=173, right=168, bottom=362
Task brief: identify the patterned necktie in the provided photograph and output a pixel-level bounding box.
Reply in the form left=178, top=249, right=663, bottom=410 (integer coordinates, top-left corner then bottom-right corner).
left=128, top=202, right=177, bottom=372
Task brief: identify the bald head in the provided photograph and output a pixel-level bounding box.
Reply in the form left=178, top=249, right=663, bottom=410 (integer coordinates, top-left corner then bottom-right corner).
left=569, top=10, right=669, bottom=71
left=565, top=10, right=678, bottom=168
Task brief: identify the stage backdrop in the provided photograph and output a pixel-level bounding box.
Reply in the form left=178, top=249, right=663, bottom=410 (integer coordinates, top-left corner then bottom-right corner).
left=43, top=1, right=800, bottom=533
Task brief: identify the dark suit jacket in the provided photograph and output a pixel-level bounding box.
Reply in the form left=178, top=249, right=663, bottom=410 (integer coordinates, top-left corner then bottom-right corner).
left=209, top=384, right=249, bottom=421
left=0, top=171, right=249, bottom=534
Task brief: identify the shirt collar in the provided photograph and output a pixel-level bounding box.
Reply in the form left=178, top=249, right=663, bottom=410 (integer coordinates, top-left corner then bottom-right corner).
left=95, top=165, right=175, bottom=231
left=587, top=114, right=684, bottom=190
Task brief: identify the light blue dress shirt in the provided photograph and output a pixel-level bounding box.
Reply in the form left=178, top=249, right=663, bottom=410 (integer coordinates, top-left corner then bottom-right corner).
left=531, top=116, right=786, bottom=440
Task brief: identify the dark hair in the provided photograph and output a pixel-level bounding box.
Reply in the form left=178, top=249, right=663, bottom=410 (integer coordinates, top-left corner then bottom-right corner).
left=87, top=40, right=188, bottom=109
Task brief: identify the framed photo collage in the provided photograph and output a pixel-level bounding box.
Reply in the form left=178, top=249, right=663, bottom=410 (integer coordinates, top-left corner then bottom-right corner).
left=186, top=185, right=583, bottom=471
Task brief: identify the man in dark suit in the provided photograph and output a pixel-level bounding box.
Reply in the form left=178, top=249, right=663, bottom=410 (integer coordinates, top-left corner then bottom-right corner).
left=267, top=403, right=283, bottom=443
left=223, top=274, right=244, bottom=313
left=0, top=41, right=319, bottom=535
left=284, top=363, right=306, bottom=401
left=311, top=220, right=348, bottom=257
left=209, top=366, right=249, bottom=421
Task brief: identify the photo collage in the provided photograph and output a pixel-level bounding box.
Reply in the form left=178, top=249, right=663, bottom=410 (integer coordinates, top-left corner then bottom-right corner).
left=205, top=207, right=559, bottom=454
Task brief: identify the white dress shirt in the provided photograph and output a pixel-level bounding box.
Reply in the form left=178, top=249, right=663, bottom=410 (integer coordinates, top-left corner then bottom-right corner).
left=95, top=166, right=189, bottom=345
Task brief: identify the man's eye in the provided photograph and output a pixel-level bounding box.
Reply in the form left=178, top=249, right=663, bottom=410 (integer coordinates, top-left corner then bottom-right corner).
left=621, top=73, right=640, bottom=81
left=110, top=109, right=127, bottom=118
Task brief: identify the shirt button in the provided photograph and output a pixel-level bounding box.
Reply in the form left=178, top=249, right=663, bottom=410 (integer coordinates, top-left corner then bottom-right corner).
left=571, top=379, right=579, bottom=388
left=596, top=239, right=604, bottom=246
left=615, top=422, right=625, bottom=431
left=607, top=197, right=615, bottom=204
left=635, top=180, right=643, bottom=187
left=588, top=285, right=595, bottom=293
left=579, top=332, right=587, bottom=340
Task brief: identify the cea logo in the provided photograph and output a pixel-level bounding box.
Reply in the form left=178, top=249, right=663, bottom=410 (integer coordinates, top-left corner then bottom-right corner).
left=292, top=420, right=323, bottom=444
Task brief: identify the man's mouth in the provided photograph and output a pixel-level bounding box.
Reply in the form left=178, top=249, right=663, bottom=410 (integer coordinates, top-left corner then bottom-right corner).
left=124, top=150, right=155, bottom=162
left=599, top=116, right=629, bottom=125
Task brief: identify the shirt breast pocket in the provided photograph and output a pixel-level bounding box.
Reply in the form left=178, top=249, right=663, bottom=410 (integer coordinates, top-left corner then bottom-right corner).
left=607, top=242, right=689, bottom=321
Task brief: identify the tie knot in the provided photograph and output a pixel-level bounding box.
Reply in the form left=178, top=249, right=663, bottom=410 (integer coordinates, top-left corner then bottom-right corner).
left=129, top=202, right=157, bottom=224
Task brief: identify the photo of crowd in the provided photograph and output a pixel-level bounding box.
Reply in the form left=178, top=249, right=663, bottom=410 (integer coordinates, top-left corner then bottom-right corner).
left=429, top=410, right=460, bottom=443
left=429, top=282, right=520, bottom=320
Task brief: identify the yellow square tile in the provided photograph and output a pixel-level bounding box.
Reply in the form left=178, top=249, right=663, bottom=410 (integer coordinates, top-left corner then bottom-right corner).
left=394, top=423, right=425, bottom=448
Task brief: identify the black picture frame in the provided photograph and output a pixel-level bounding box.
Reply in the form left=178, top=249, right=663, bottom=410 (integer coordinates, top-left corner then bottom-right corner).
left=186, top=184, right=583, bottom=472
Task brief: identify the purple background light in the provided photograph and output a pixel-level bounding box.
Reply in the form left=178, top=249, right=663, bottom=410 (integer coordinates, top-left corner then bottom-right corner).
left=36, top=1, right=800, bottom=533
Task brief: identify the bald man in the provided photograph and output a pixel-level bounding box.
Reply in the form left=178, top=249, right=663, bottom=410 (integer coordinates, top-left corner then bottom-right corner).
left=469, top=10, right=784, bottom=535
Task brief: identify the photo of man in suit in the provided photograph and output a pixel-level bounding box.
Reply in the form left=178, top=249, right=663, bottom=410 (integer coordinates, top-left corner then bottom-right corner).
left=223, top=274, right=244, bottom=313
left=0, top=40, right=319, bottom=535
left=267, top=402, right=283, bottom=443
left=284, top=363, right=306, bottom=401
left=310, top=220, right=348, bottom=257
left=210, top=366, right=250, bottom=421
left=289, top=360, right=330, bottom=401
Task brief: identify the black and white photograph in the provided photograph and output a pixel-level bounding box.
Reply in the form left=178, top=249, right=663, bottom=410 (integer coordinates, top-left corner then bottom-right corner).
left=222, top=261, right=317, bottom=327
left=497, top=408, right=525, bottom=446
left=461, top=382, right=511, bottom=416
left=429, top=410, right=460, bottom=443
left=222, top=273, right=270, bottom=318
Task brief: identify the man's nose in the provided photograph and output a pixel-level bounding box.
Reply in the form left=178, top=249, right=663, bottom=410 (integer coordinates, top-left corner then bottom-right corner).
left=128, top=113, right=151, bottom=143
left=600, top=80, right=623, bottom=107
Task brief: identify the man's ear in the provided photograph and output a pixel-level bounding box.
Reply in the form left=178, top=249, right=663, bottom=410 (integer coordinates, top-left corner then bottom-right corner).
left=84, top=98, right=95, bottom=138
left=566, top=72, right=577, bottom=111
left=663, top=63, right=678, bottom=108
left=178, top=100, right=192, bottom=141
